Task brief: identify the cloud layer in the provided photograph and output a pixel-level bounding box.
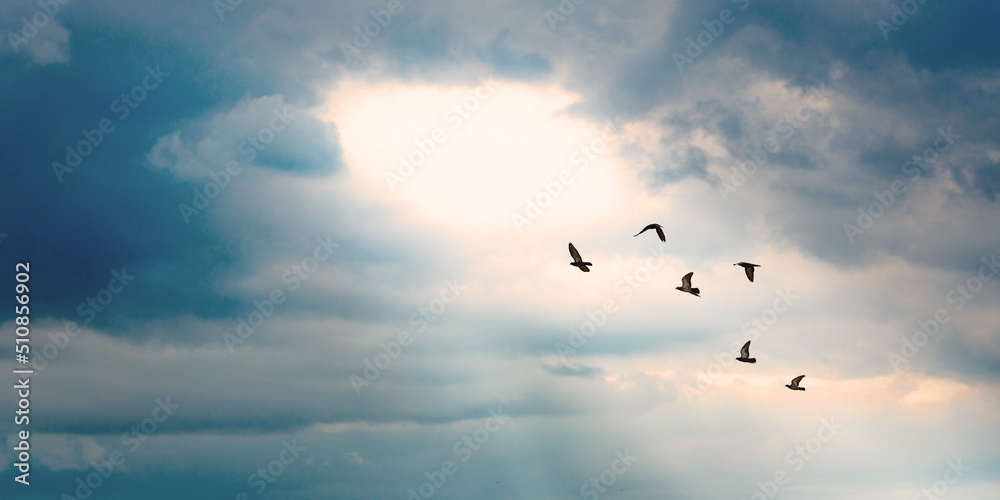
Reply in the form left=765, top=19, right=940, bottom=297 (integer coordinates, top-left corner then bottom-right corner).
left=2, top=0, right=999, bottom=498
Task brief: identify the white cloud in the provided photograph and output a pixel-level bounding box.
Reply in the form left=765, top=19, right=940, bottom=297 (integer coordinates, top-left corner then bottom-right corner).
left=27, top=435, right=106, bottom=471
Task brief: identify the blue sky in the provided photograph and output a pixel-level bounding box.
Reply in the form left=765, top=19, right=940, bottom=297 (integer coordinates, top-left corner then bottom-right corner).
left=1, top=0, right=999, bottom=498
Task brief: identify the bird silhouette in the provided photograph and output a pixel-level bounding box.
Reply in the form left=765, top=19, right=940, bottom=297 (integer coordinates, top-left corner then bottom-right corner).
left=676, top=272, right=700, bottom=296
left=734, top=262, right=760, bottom=282
left=634, top=223, right=665, bottom=242
left=785, top=375, right=805, bottom=391
left=568, top=243, right=592, bottom=272
left=736, top=340, right=756, bottom=363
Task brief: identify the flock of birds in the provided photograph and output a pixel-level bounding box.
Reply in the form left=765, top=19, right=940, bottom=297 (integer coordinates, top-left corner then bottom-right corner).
left=568, top=223, right=807, bottom=391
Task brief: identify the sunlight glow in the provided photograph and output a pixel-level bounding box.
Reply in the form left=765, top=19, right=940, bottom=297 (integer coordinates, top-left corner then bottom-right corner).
left=319, top=77, right=629, bottom=231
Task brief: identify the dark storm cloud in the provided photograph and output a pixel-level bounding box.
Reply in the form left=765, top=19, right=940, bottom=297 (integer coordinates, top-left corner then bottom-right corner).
left=3, top=1, right=1000, bottom=498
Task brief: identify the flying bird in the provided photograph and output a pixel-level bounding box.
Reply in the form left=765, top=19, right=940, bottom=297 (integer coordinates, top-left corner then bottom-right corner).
left=734, top=262, right=761, bottom=282
left=634, top=223, right=665, bottom=242
left=736, top=340, right=756, bottom=363
left=568, top=243, right=592, bottom=272
left=785, top=375, right=805, bottom=391
left=676, top=272, right=700, bottom=296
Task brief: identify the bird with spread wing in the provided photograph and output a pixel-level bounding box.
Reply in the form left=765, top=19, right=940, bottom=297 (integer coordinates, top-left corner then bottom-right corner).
left=568, top=243, right=592, bottom=272
left=634, top=223, right=666, bottom=242
left=736, top=340, right=756, bottom=363
left=676, top=272, right=700, bottom=297
left=734, top=262, right=761, bottom=282
left=785, top=375, right=806, bottom=391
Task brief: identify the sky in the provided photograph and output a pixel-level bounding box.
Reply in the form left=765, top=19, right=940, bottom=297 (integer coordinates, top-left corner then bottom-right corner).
left=1, top=0, right=999, bottom=498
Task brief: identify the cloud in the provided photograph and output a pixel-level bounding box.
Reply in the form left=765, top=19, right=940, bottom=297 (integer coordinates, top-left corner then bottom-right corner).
left=2, top=1, right=1000, bottom=498
left=10, top=435, right=106, bottom=472
left=542, top=359, right=604, bottom=378
left=0, top=7, right=72, bottom=65
left=343, top=451, right=365, bottom=465
left=147, top=94, right=343, bottom=180
left=20, top=21, right=71, bottom=64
